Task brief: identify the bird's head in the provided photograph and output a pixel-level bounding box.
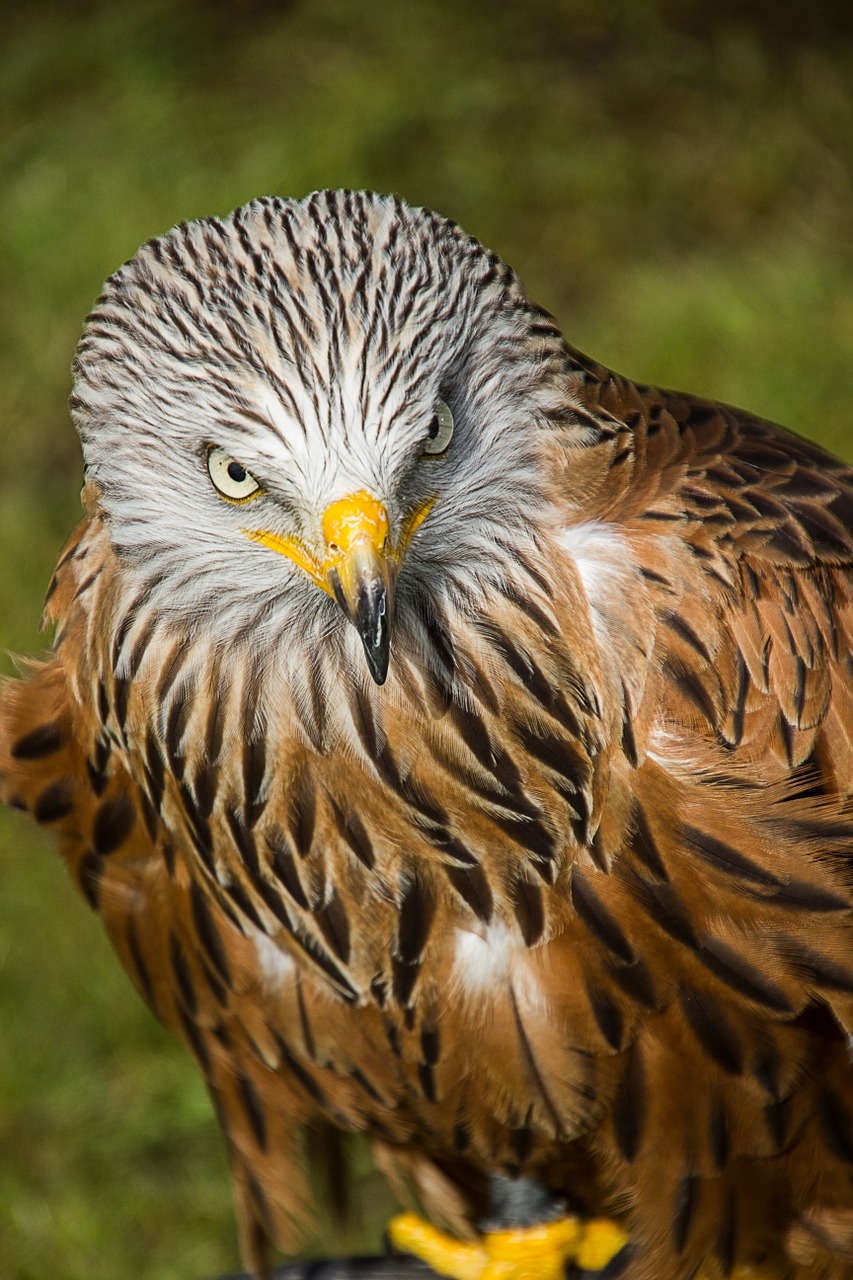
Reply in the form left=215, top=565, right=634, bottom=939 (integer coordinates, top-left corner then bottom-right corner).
left=71, top=191, right=586, bottom=687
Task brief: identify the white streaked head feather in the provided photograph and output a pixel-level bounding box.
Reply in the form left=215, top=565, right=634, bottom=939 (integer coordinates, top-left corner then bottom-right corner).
left=70, top=190, right=598, bottom=700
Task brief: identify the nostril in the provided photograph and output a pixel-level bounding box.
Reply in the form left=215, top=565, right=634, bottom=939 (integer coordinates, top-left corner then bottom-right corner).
left=328, top=542, right=341, bottom=554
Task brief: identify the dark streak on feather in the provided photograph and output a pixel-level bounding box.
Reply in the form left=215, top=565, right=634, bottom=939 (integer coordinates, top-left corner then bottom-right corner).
left=34, top=779, right=74, bottom=823
left=265, top=827, right=310, bottom=909
left=144, top=729, right=166, bottom=813
left=392, top=955, right=421, bottom=1006
left=398, top=875, right=435, bottom=964
left=236, top=1073, right=268, bottom=1151
left=225, top=805, right=260, bottom=876
left=635, top=877, right=697, bottom=948
left=611, top=1042, right=645, bottom=1162
left=683, top=825, right=781, bottom=888
left=514, top=720, right=590, bottom=796
left=164, top=692, right=192, bottom=779
left=113, top=675, right=131, bottom=736
left=332, top=803, right=376, bottom=869
left=125, top=919, right=155, bottom=1008
left=86, top=736, right=112, bottom=797
left=92, top=793, right=136, bottom=855
left=673, top=1174, right=698, bottom=1254
left=11, top=721, right=65, bottom=759
left=189, top=881, right=233, bottom=987
left=272, top=1029, right=327, bottom=1111
left=242, top=736, right=267, bottom=827
left=698, top=940, right=794, bottom=1013
left=509, top=984, right=562, bottom=1134
left=763, top=1096, right=790, bottom=1152
left=417, top=1063, right=436, bottom=1103
left=679, top=984, right=743, bottom=1074
left=608, top=956, right=659, bottom=1009
left=509, top=876, right=545, bottom=946
left=490, top=811, right=559, bottom=864
left=77, top=848, right=103, bottom=909
left=295, top=976, right=316, bottom=1060
left=315, top=888, right=351, bottom=964
left=177, top=1005, right=211, bottom=1074
left=349, top=683, right=381, bottom=758
left=585, top=980, right=624, bottom=1050
left=224, top=874, right=266, bottom=933
left=442, top=862, right=494, bottom=922
left=289, top=773, right=316, bottom=857
left=571, top=870, right=635, bottom=964
left=287, top=920, right=358, bottom=1002
left=716, top=1190, right=737, bottom=1278
left=169, top=932, right=198, bottom=1017
left=818, top=1087, right=853, bottom=1163
left=708, top=1096, right=730, bottom=1170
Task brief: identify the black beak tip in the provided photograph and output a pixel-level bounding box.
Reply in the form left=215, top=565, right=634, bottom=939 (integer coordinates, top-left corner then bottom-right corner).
left=363, top=639, right=389, bottom=685
left=356, top=581, right=390, bottom=685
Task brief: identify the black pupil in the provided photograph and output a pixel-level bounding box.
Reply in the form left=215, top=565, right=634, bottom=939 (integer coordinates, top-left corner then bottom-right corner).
left=428, top=416, right=440, bottom=439
left=227, top=461, right=247, bottom=483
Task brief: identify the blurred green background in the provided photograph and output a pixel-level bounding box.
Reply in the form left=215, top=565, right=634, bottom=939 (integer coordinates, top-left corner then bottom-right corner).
left=2, top=1, right=853, bottom=1276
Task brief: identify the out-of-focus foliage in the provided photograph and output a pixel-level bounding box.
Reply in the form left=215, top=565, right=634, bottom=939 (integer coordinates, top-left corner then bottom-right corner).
left=1, top=2, right=852, bottom=1276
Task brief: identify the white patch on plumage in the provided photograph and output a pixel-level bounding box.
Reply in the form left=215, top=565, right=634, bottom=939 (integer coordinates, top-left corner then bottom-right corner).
left=451, top=922, right=546, bottom=1012
left=250, top=926, right=296, bottom=991
left=558, top=521, right=639, bottom=635
left=453, top=922, right=516, bottom=990
left=558, top=520, right=652, bottom=721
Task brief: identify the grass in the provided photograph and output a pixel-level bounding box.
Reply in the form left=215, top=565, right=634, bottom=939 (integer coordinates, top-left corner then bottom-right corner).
left=1, top=1, right=853, bottom=1276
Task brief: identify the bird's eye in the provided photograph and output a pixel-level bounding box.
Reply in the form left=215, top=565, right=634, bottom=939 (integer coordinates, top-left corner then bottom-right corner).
left=206, top=446, right=262, bottom=502
left=422, top=401, right=454, bottom=456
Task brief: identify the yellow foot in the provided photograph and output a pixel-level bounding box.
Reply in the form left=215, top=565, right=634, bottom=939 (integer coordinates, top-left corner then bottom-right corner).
left=387, top=1211, right=629, bottom=1280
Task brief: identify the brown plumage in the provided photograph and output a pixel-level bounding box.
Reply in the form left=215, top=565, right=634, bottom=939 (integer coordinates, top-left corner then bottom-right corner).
left=3, top=190, right=853, bottom=1279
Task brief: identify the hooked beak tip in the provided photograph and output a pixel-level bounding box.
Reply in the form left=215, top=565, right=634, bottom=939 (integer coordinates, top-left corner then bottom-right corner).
left=356, top=575, right=390, bottom=685
left=327, top=557, right=394, bottom=685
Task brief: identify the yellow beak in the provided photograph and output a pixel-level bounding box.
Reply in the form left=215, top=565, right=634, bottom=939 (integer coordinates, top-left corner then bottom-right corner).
left=243, top=490, right=434, bottom=685
left=321, top=492, right=395, bottom=684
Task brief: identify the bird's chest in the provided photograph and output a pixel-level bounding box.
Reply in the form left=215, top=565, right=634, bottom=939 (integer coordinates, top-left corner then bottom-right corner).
left=114, top=594, right=608, bottom=1030
left=97, top=582, right=613, bottom=1148
left=147, top=691, right=613, bottom=1156
left=93, top=528, right=608, bottom=1017
left=161, top=710, right=559, bottom=1004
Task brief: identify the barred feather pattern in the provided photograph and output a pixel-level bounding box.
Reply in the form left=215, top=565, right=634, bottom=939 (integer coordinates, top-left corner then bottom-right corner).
left=4, top=190, right=853, bottom=1278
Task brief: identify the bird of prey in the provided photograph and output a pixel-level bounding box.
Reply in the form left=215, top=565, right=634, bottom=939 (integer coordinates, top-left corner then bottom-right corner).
left=3, top=190, right=853, bottom=1280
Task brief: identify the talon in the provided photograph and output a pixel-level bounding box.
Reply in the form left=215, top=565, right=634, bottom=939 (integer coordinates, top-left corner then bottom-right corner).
left=480, top=1218, right=583, bottom=1279
left=387, top=1212, right=489, bottom=1279
left=387, top=1210, right=629, bottom=1280
left=574, top=1217, right=630, bottom=1272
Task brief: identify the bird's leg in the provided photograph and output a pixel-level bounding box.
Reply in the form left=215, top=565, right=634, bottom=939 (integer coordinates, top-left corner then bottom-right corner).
left=387, top=1174, right=629, bottom=1279
left=481, top=1173, right=567, bottom=1229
